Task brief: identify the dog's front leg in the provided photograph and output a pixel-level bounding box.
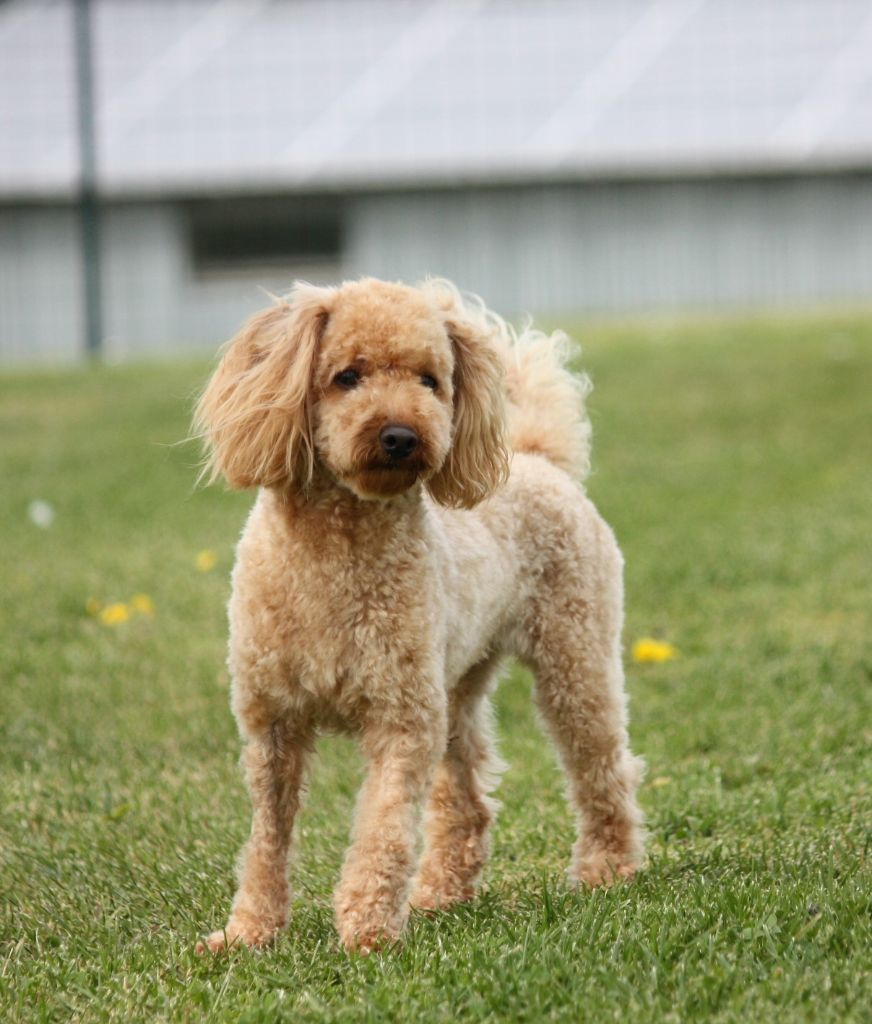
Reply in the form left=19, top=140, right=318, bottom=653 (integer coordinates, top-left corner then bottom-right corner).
left=199, top=718, right=313, bottom=953
left=334, top=706, right=446, bottom=953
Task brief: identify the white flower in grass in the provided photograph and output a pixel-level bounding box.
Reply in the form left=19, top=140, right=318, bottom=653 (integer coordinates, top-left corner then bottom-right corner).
left=28, top=499, right=55, bottom=528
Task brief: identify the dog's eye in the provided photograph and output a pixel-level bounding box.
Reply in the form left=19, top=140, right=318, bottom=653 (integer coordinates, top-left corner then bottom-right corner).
left=334, top=369, right=361, bottom=389
left=420, top=374, right=438, bottom=391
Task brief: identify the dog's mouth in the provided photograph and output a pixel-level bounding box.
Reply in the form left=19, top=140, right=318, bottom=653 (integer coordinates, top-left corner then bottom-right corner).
left=363, top=455, right=427, bottom=473
left=339, top=450, right=429, bottom=497
left=335, top=429, right=434, bottom=499
left=351, top=461, right=425, bottom=498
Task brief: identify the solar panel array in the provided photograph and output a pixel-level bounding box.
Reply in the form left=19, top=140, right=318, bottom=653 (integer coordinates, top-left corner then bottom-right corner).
left=2, top=0, right=872, bottom=197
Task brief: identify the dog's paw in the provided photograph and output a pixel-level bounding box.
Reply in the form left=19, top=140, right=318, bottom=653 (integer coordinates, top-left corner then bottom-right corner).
left=573, top=851, right=639, bottom=889
left=195, top=916, right=282, bottom=955
left=409, top=881, right=475, bottom=913
left=335, top=904, right=404, bottom=955
left=338, top=925, right=401, bottom=956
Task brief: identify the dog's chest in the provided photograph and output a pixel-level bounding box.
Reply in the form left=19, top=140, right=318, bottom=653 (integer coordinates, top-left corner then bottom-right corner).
left=234, top=513, right=441, bottom=714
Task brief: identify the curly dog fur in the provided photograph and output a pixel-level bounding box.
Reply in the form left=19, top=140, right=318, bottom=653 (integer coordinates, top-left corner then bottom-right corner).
left=194, top=277, right=645, bottom=954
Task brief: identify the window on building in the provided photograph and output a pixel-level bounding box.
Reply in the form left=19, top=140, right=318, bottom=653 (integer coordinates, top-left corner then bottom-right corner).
left=187, top=197, right=344, bottom=281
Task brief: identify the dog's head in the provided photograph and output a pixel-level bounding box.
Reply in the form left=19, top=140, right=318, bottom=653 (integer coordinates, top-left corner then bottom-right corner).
left=195, top=278, right=509, bottom=508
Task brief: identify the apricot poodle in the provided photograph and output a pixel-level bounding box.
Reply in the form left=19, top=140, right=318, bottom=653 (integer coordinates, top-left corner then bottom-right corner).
left=194, top=277, right=645, bottom=954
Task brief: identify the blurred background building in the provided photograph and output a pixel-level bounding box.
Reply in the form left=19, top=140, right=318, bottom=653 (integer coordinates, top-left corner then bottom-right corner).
left=2, top=0, right=872, bottom=363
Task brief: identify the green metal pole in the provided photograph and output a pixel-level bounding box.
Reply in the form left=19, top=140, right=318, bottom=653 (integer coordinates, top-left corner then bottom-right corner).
left=73, top=0, right=102, bottom=359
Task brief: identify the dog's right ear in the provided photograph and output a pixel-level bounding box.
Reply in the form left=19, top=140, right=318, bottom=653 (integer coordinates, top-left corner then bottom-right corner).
left=194, top=283, right=334, bottom=489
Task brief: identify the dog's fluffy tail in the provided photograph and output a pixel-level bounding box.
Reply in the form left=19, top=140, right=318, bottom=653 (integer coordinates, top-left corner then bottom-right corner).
left=426, top=280, right=592, bottom=480
left=499, top=320, right=592, bottom=480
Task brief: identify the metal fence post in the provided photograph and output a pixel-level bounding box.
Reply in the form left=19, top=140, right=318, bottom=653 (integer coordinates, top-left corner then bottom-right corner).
left=73, top=0, right=102, bottom=359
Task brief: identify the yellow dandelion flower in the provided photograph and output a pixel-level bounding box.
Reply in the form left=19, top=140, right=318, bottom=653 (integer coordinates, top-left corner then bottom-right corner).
left=130, top=593, right=155, bottom=616
left=632, top=638, right=679, bottom=663
left=99, top=603, right=130, bottom=626
left=85, top=597, right=102, bottom=616
left=195, top=549, right=217, bottom=572
left=650, top=776, right=673, bottom=788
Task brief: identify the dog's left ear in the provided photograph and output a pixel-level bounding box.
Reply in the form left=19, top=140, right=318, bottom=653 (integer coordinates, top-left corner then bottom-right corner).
left=426, top=290, right=510, bottom=509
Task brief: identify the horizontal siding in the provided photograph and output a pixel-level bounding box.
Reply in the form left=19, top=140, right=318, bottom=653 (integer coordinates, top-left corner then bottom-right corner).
left=0, top=206, right=83, bottom=362
left=347, top=175, right=872, bottom=318
left=2, top=174, right=872, bottom=364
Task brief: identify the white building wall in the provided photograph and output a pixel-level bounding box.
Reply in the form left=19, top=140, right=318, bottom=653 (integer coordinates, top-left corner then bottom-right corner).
left=0, top=201, right=288, bottom=364
left=101, top=203, right=185, bottom=358
left=2, top=174, right=872, bottom=364
left=347, top=176, right=872, bottom=319
left=101, top=202, right=287, bottom=360
left=0, top=205, right=84, bottom=362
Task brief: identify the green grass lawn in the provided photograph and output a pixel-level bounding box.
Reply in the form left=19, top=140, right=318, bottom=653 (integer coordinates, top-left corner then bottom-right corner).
left=1, top=312, right=870, bottom=1023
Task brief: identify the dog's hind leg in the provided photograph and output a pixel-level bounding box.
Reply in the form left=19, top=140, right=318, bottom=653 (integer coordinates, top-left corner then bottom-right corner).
left=410, top=657, right=503, bottom=910
left=523, top=526, right=645, bottom=887
left=198, top=717, right=313, bottom=953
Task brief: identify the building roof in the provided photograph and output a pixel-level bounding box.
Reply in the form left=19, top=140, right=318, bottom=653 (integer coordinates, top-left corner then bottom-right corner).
left=3, top=0, right=872, bottom=199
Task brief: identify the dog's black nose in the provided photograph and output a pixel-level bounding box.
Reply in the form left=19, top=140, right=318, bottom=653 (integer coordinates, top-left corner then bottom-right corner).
left=379, top=424, right=419, bottom=460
